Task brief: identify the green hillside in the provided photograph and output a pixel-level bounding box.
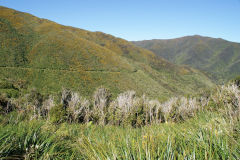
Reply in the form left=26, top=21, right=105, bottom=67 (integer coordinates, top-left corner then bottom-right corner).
left=0, top=6, right=214, bottom=100
left=0, top=5, right=239, bottom=160
left=133, top=35, right=240, bottom=83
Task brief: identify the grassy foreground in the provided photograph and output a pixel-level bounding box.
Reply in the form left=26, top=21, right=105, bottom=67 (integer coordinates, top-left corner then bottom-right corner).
left=0, top=111, right=239, bottom=159
left=0, top=84, right=240, bottom=159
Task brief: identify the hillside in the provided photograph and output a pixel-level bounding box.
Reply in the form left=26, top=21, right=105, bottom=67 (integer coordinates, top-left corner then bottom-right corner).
left=0, top=4, right=239, bottom=160
left=0, top=6, right=214, bottom=100
left=133, top=35, right=240, bottom=83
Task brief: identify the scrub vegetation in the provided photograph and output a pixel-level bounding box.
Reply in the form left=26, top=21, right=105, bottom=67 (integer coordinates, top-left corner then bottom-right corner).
left=0, top=6, right=214, bottom=100
left=0, top=6, right=239, bottom=160
left=0, top=81, right=239, bottom=159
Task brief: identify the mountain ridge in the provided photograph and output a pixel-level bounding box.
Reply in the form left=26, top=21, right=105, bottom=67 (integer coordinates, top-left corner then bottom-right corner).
left=133, top=35, right=240, bottom=82
left=0, top=6, right=214, bottom=100
left=133, top=35, right=240, bottom=43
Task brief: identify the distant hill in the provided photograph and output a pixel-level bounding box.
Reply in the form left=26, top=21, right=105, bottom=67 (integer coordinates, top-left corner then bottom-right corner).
left=0, top=6, right=214, bottom=100
left=133, top=35, right=240, bottom=83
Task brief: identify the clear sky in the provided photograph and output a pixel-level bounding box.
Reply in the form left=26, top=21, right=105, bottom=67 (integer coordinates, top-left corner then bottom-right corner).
left=1, top=0, right=240, bottom=42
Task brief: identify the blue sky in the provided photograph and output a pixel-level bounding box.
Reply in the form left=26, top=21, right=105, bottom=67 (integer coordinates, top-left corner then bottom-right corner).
left=1, top=0, right=240, bottom=42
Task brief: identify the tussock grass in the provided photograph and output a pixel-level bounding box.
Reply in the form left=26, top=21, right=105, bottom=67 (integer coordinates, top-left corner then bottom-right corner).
left=0, top=120, right=78, bottom=159
left=0, top=112, right=239, bottom=159
left=0, top=83, right=240, bottom=159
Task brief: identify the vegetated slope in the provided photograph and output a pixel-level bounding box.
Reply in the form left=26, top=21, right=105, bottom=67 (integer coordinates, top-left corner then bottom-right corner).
left=0, top=6, right=214, bottom=100
left=133, top=35, right=240, bottom=83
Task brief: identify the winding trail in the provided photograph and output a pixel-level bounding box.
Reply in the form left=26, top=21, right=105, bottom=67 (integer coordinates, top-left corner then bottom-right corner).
left=0, top=66, right=122, bottom=73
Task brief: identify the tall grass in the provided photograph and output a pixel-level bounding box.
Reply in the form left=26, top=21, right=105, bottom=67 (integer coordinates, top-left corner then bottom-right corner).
left=0, top=112, right=239, bottom=159
left=0, top=84, right=240, bottom=159
left=1, top=87, right=213, bottom=126
left=0, top=118, right=80, bottom=159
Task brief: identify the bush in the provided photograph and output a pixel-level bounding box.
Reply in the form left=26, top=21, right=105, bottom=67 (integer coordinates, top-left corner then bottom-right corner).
left=1, top=89, right=19, bottom=98
left=0, top=94, right=15, bottom=114
left=66, top=92, right=91, bottom=123
left=92, top=87, right=112, bottom=125
left=27, top=89, right=44, bottom=118
left=146, top=99, right=163, bottom=124
left=49, top=104, right=67, bottom=124
left=108, top=91, right=137, bottom=126
left=1, top=84, right=239, bottom=127
left=41, top=96, right=55, bottom=119
left=161, top=97, right=178, bottom=122
left=61, top=88, right=72, bottom=109
left=212, top=84, right=240, bottom=121
left=108, top=92, right=163, bottom=127
left=0, top=81, right=14, bottom=89
left=60, top=89, right=91, bottom=123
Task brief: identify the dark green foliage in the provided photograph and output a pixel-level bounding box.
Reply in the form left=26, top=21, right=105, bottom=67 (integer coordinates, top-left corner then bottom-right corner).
left=0, top=89, right=19, bottom=98
left=49, top=104, right=67, bottom=124
left=0, top=81, right=14, bottom=89
left=0, top=80, right=20, bottom=98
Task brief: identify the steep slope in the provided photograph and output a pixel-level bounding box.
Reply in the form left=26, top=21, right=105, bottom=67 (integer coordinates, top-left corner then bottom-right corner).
left=133, top=35, right=240, bottom=82
left=0, top=6, right=214, bottom=100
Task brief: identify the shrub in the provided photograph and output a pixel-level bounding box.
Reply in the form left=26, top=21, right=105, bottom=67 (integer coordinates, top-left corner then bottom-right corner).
left=0, top=80, right=19, bottom=98
left=3, top=89, right=19, bottom=98
left=92, top=87, right=112, bottom=125
left=27, top=89, right=44, bottom=118
left=66, top=92, right=90, bottom=123
left=42, top=96, right=55, bottom=120
left=108, top=91, right=137, bottom=126
left=128, top=96, right=146, bottom=127
left=61, top=88, right=72, bottom=109
left=108, top=92, right=163, bottom=127
left=161, top=97, right=178, bottom=122
left=60, top=89, right=91, bottom=123
left=0, top=94, right=15, bottom=114
left=0, top=81, right=14, bottom=89
left=160, top=97, right=200, bottom=122
left=146, top=99, right=163, bottom=124
left=177, top=97, right=199, bottom=121
left=212, top=84, right=240, bottom=121
left=49, top=104, right=67, bottom=124
left=2, top=84, right=239, bottom=127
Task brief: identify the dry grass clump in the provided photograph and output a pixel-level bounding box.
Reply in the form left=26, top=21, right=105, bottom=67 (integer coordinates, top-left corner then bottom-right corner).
left=211, top=84, right=240, bottom=121
left=92, top=87, right=111, bottom=125
left=107, top=92, right=163, bottom=126
left=160, top=97, right=200, bottom=122
left=1, top=84, right=239, bottom=159
left=1, top=83, right=239, bottom=127
left=60, top=88, right=91, bottom=123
